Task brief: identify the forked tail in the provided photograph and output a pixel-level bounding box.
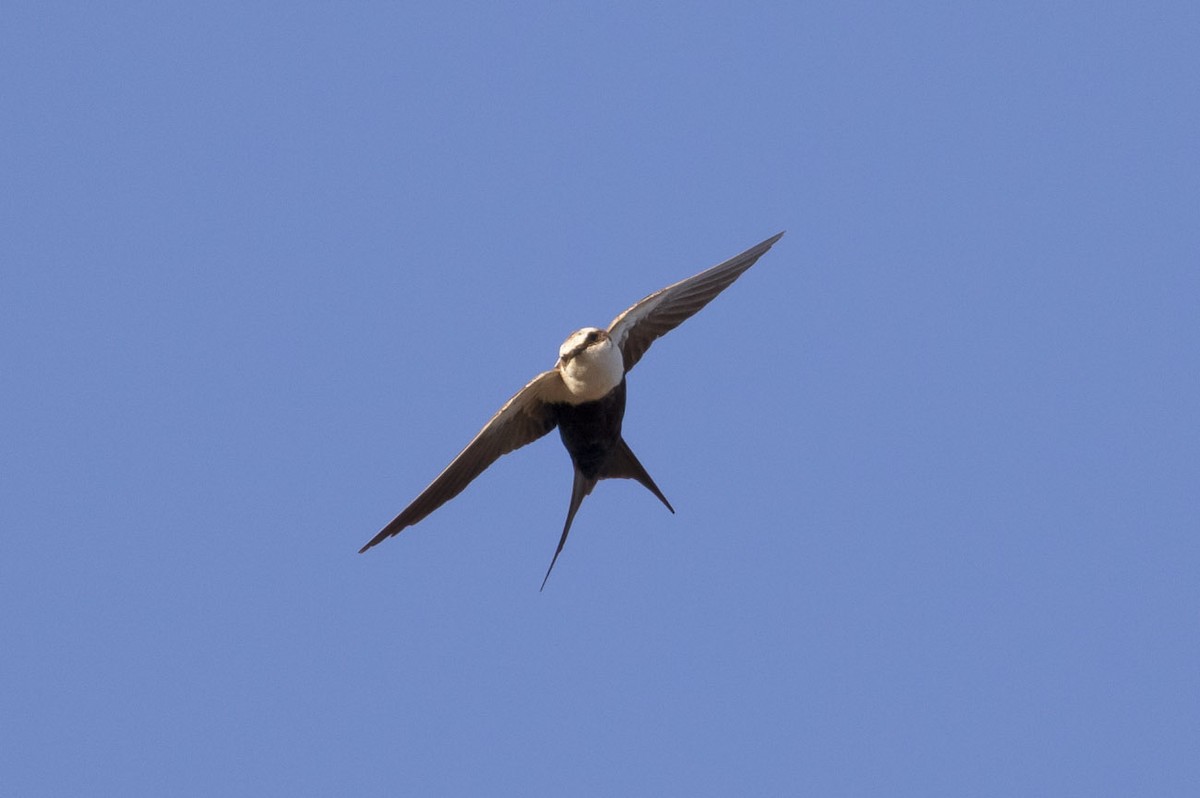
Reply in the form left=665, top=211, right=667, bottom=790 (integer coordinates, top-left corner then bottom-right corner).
left=541, top=468, right=596, bottom=591
left=539, top=438, right=673, bottom=591
left=599, top=437, right=674, bottom=513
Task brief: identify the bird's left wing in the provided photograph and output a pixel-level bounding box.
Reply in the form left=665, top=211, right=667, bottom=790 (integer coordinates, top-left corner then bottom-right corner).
left=359, top=369, right=568, bottom=553
left=608, top=232, right=784, bottom=373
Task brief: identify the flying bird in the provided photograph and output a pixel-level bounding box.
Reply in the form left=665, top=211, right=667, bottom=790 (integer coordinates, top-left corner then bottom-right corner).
left=360, top=231, right=785, bottom=589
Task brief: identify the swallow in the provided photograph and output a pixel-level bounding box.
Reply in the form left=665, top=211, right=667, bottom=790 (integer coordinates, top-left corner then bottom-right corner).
left=360, top=231, right=785, bottom=589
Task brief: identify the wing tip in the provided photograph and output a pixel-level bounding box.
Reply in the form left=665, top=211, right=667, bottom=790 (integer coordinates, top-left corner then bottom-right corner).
left=761, top=230, right=786, bottom=248
left=358, top=519, right=405, bottom=554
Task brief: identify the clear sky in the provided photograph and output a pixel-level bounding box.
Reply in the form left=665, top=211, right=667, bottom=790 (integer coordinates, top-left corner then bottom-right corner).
left=3, top=2, right=1197, bottom=795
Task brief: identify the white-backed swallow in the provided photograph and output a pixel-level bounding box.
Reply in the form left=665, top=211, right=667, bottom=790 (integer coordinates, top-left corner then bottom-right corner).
left=360, top=232, right=785, bottom=589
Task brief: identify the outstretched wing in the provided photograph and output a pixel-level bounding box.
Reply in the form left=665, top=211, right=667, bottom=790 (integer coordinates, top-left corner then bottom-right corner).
left=360, top=369, right=569, bottom=553
left=608, top=232, right=784, bottom=373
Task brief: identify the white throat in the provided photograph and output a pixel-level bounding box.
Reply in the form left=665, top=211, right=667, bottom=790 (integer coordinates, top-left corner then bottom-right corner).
left=558, top=330, right=624, bottom=403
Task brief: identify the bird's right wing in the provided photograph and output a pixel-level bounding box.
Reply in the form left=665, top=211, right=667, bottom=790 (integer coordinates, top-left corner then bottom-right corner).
left=359, top=369, right=568, bottom=553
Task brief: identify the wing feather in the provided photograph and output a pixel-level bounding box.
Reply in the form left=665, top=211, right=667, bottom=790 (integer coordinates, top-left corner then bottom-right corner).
left=608, top=232, right=784, bottom=372
left=359, top=369, right=568, bottom=552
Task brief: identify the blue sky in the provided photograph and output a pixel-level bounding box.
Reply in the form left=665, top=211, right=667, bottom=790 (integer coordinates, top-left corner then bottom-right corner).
left=3, top=2, right=1197, bottom=795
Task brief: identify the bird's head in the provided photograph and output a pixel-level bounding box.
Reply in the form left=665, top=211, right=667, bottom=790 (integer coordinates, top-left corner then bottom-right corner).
left=557, top=327, right=610, bottom=365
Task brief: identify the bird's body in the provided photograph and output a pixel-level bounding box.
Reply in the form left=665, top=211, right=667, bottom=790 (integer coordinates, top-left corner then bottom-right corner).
left=360, top=232, right=785, bottom=588
left=554, top=373, right=628, bottom=478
